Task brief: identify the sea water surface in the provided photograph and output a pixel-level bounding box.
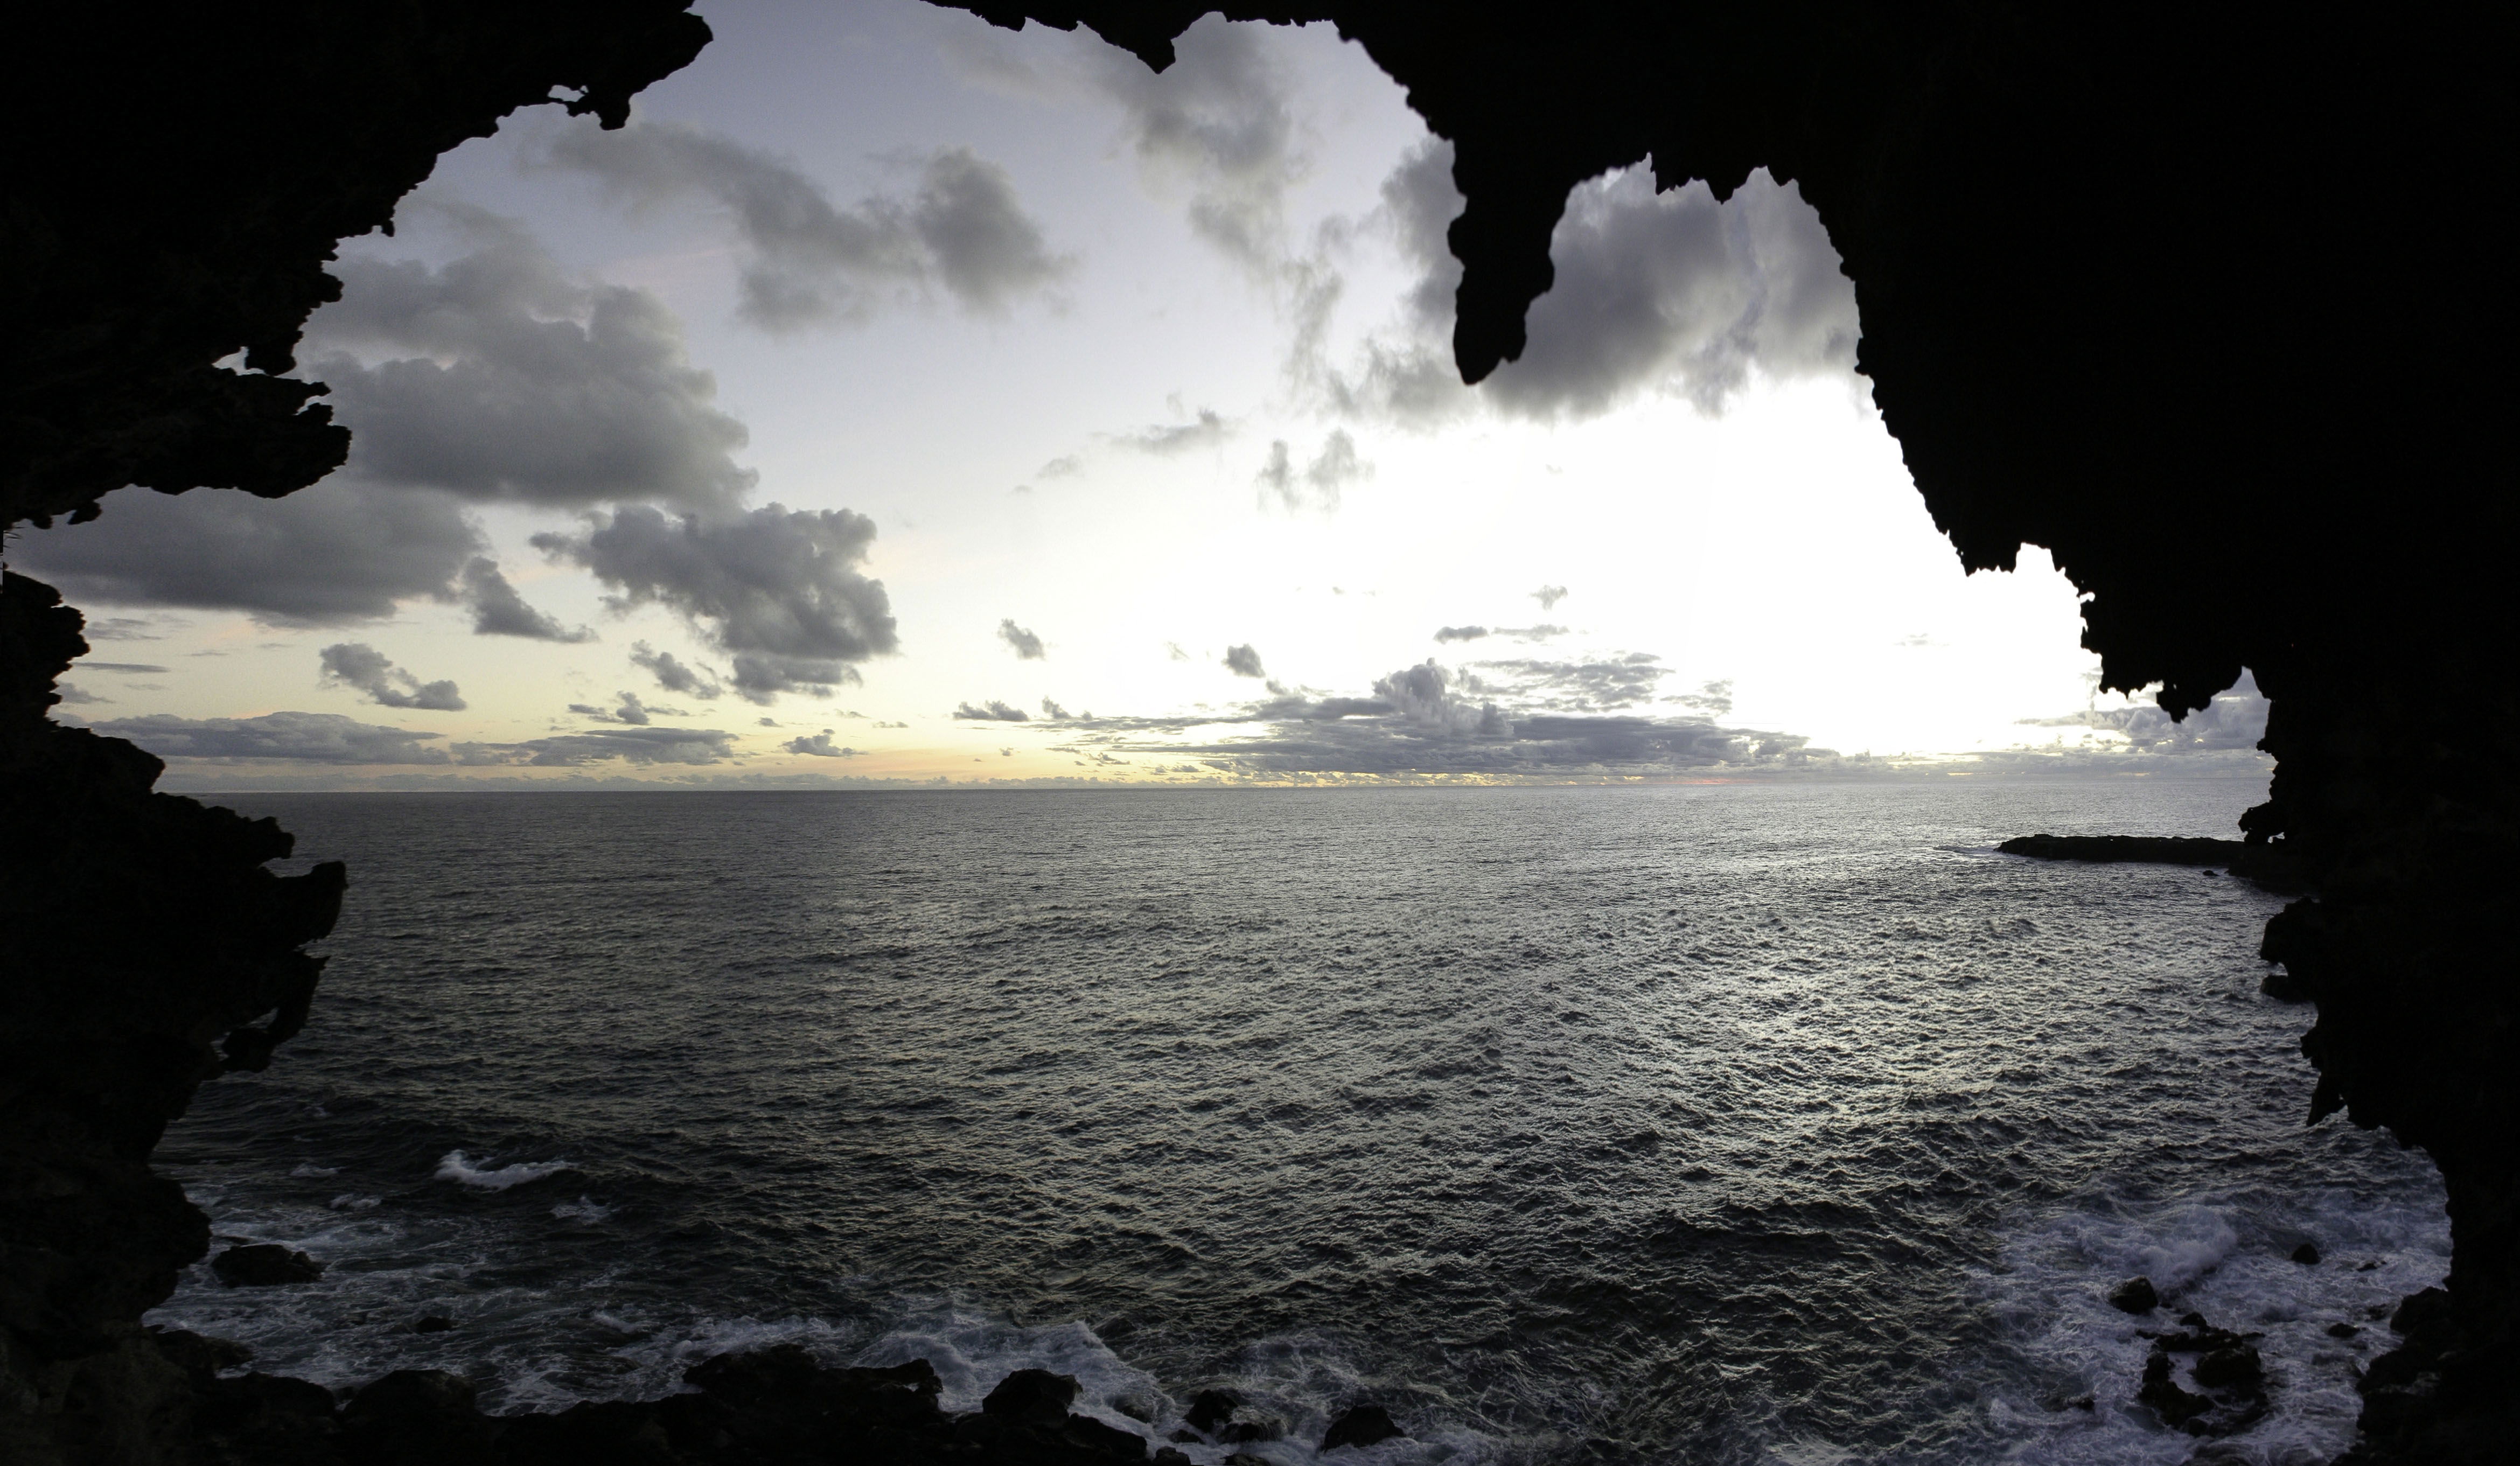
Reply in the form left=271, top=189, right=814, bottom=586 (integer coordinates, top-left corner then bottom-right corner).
left=146, top=782, right=2444, bottom=1465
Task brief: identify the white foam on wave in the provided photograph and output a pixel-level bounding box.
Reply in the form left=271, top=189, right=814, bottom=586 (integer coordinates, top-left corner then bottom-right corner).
left=289, top=1163, right=338, bottom=1178
left=847, top=1308, right=1495, bottom=1466
left=330, top=1193, right=381, bottom=1212
left=1964, top=1176, right=2449, bottom=1465
left=435, top=1149, right=572, bottom=1191
left=550, top=1196, right=613, bottom=1223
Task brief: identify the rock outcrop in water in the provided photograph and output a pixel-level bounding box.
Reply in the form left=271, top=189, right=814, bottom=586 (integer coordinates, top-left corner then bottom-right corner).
left=2, top=2, right=2513, bottom=1462
left=1999, top=834, right=2305, bottom=893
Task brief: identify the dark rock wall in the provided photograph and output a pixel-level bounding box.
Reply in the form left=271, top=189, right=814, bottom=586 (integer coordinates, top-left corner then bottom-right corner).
left=972, top=6, right=2519, bottom=1456
left=0, top=5, right=708, bottom=1460
left=1, top=2, right=2510, bottom=1460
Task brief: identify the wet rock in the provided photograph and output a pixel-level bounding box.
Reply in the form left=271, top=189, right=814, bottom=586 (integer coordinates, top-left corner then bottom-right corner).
left=1324, top=1404, right=1407, bottom=1449
left=983, top=1367, right=1083, bottom=1428
left=2193, top=1345, right=2263, bottom=1388
left=2392, top=1286, right=2454, bottom=1339
left=211, top=1242, right=324, bottom=1286
left=2328, top=1322, right=2362, bottom=1338
left=1224, top=1456, right=1272, bottom=1466
left=2292, top=1241, right=2322, bottom=1265
left=1167, top=1428, right=1203, bottom=1444
left=2109, top=1276, right=2160, bottom=1314
left=148, top=1327, right=252, bottom=1377
left=1220, top=1415, right=1285, bottom=1443
left=2139, top=1351, right=2215, bottom=1428
left=1154, top=1452, right=1192, bottom=1466
left=1062, top=1413, right=1150, bottom=1460
left=1184, top=1388, right=1241, bottom=1434
left=341, top=1369, right=493, bottom=1463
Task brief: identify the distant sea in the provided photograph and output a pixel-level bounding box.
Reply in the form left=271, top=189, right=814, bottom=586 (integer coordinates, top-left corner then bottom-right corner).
left=148, top=783, right=2444, bottom=1465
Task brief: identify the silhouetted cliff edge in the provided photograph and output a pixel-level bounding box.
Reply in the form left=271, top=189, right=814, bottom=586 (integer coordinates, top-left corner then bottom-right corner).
left=4, top=3, right=2513, bottom=1461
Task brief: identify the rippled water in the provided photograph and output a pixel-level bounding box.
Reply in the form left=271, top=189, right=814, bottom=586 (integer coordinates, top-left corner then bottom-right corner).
left=148, top=783, right=2444, bottom=1465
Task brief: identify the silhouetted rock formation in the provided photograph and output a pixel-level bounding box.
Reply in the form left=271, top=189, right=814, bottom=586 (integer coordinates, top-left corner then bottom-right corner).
left=947, top=6, right=2517, bottom=1458
left=1, top=6, right=707, bottom=1460
left=1998, top=834, right=2303, bottom=892
left=3, top=2, right=2513, bottom=1462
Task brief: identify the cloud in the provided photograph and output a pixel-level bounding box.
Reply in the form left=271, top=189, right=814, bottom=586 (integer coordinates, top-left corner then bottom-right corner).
left=1036, top=455, right=1083, bottom=479
left=1674, top=679, right=1734, bottom=716
left=14, top=216, right=758, bottom=626
left=1165, top=641, right=1191, bottom=661
left=1223, top=644, right=1266, bottom=678
left=999, top=618, right=1046, bottom=659
left=1088, top=17, right=1303, bottom=277
left=534, top=504, right=896, bottom=703
left=630, top=641, right=722, bottom=699
left=783, top=729, right=857, bottom=757
left=549, top=119, right=1067, bottom=327
left=1041, top=696, right=1071, bottom=718
left=79, top=617, right=169, bottom=641
left=1056, top=656, right=1826, bottom=779
left=318, top=643, right=466, bottom=711
left=567, top=691, right=653, bottom=725
left=17, top=479, right=482, bottom=626
left=2020, top=671, right=2269, bottom=753
left=461, top=557, right=593, bottom=641
left=953, top=700, right=1030, bottom=722
left=1532, top=585, right=1568, bottom=610
left=1486, top=167, right=1859, bottom=418
left=54, top=683, right=106, bottom=705
left=1433, top=626, right=1487, bottom=644
left=1469, top=654, right=1670, bottom=711
left=453, top=727, right=736, bottom=766
left=76, top=661, right=170, bottom=674
left=1255, top=431, right=1366, bottom=512
left=1435, top=622, right=1575, bottom=645
left=1116, top=408, right=1232, bottom=455
left=313, top=215, right=757, bottom=512
left=77, top=710, right=453, bottom=764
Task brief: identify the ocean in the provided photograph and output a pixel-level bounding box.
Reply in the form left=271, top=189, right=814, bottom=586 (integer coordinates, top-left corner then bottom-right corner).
left=143, top=782, right=2445, bottom=1465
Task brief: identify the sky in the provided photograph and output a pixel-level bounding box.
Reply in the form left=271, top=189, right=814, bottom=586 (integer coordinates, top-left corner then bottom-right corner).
left=9, top=0, right=2268, bottom=792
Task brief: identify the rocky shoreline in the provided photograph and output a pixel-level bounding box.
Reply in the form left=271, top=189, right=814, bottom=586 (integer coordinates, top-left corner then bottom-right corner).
left=1996, top=833, right=2305, bottom=893
left=83, top=1334, right=1408, bottom=1466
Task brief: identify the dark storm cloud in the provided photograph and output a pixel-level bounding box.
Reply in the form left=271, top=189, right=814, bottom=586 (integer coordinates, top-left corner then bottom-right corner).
left=319, top=643, right=466, bottom=711
left=533, top=504, right=896, bottom=703
left=630, top=641, right=722, bottom=700
left=314, top=218, right=756, bottom=512
left=953, top=700, right=1029, bottom=722
left=460, top=557, right=594, bottom=642
left=453, top=727, right=736, bottom=766
left=1223, top=644, right=1266, bottom=678
left=783, top=729, right=858, bottom=757
left=999, top=618, right=1046, bottom=659
left=76, top=711, right=453, bottom=764
left=549, top=120, right=1067, bottom=327
left=2020, top=671, right=2270, bottom=753
left=17, top=479, right=482, bottom=626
